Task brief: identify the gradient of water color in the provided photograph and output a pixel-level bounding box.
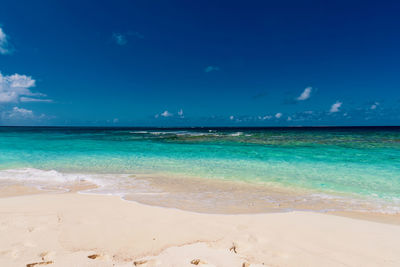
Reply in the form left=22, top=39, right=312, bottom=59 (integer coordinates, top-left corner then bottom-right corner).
left=0, top=127, right=399, bottom=213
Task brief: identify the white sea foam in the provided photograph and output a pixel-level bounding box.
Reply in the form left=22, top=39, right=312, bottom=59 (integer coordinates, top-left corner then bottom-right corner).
left=129, top=131, right=149, bottom=134
left=229, top=132, right=243, bottom=136
left=148, top=131, right=171, bottom=135
left=0, top=168, right=89, bottom=183
left=0, top=168, right=155, bottom=195
left=147, top=131, right=220, bottom=137
left=310, top=193, right=400, bottom=214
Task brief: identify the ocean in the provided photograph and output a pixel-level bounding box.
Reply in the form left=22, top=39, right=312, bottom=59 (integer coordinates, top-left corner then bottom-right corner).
left=0, top=126, right=399, bottom=213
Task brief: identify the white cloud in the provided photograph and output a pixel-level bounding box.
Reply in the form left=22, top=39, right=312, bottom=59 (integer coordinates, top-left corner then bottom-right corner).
left=229, top=115, right=234, bottom=120
left=275, top=112, right=282, bottom=119
left=160, top=110, right=173, bottom=117
left=0, top=72, right=51, bottom=103
left=2, top=106, right=34, bottom=119
left=9, top=107, right=33, bottom=118
left=178, top=108, right=184, bottom=118
left=296, top=87, right=312, bottom=101
left=204, top=66, right=220, bottom=73
left=370, top=102, right=379, bottom=110
left=112, top=33, right=127, bottom=46
left=329, top=101, right=342, bottom=113
left=258, top=115, right=272, bottom=120
left=1, top=106, right=49, bottom=123
left=0, top=27, right=12, bottom=55
left=112, top=31, right=144, bottom=46
left=20, top=97, right=53, bottom=103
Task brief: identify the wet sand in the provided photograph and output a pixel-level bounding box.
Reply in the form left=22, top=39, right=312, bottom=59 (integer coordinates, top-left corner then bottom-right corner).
left=1, top=174, right=399, bottom=225
left=119, top=174, right=400, bottom=224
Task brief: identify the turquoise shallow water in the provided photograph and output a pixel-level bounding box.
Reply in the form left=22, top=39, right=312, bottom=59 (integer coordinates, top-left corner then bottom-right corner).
left=0, top=127, right=399, bottom=212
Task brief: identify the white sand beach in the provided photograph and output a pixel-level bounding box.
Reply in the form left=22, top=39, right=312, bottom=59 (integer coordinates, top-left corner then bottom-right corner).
left=0, top=191, right=399, bottom=267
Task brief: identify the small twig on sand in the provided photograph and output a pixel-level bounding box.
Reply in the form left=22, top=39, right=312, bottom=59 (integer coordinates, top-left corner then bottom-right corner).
left=87, top=254, right=101, bottom=259
left=133, top=260, right=148, bottom=266
left=26, top=261, right=53, bottom=267
left=230, top=242, right=238, bottom=253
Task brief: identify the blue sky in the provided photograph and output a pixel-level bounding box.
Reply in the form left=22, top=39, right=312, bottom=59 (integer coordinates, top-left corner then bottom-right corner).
left=0, top=0, right=399, bottom=126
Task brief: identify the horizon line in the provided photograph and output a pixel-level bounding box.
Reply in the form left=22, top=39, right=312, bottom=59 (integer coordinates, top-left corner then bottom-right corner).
left=1, top=125, right=400, bottom=129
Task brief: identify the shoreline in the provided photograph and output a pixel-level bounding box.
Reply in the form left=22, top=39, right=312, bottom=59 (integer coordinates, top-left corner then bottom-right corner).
left=0, top=191, right=400, bottom=266
left=1, top=180, right=400, bottom=226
